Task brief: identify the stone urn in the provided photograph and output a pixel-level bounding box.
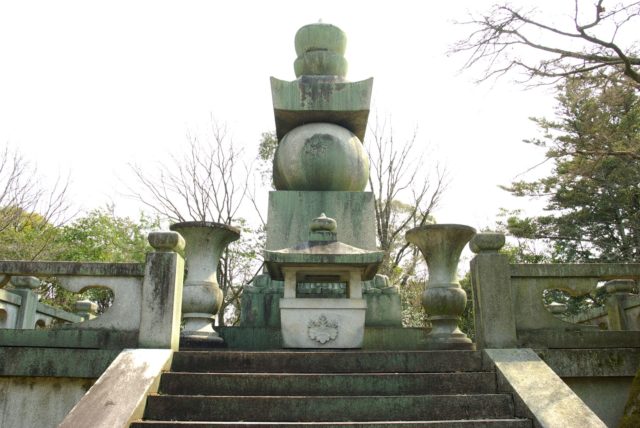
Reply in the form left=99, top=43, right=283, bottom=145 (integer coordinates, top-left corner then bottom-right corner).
left=406, top=224, right=476, bottom=349
left=170, top=221, right=240, bottom=343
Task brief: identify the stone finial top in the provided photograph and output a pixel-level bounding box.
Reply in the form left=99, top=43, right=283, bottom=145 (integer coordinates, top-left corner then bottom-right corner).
left=148, top=231, right=186, bottom=253
left=309, top=213, right=337, bottom=241
left=469, top=232, right=506, bottom=254
left=310, top=213, right=337, bottom=232
left=293, top=23, right=348, bottom=78
left=75, top=299, right=98, bottom=314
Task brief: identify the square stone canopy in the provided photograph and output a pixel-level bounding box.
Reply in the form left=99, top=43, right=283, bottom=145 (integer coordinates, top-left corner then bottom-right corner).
left=270, top=76, right=373, bottom=141
left=264, top=239, right=384, bottom=282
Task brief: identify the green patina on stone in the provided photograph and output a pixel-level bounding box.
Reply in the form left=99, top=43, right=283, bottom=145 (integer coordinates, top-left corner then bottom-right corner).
left=265, top=191, right=377, bottom=251
left=271, top=77, right=372, bottom=141
left=293, top=23, right=348, bottom=79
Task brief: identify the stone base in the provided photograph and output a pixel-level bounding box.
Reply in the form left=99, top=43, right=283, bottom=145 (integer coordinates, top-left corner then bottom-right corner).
left=216, top=326, right=430, bottom=350
left=365, top=293, right=402, bottom=327
left=240, top=274, right=402, bottom=328
left=280, top=298, right=366, bottom=348
left=421, top=332, right=475, bottom=350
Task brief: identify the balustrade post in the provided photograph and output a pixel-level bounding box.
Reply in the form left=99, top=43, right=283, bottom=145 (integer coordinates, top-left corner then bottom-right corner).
left=12, top=276, right=40, bottom=329
left=604, top=279, right=635, bottom=331
left=75, top=299, right=98, bottom=321
left=469, top=233, right=517, bottom=349
left=137, top=231, right=186, bottom=350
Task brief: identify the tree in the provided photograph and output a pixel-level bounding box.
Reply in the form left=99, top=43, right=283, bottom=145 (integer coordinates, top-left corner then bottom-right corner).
left=130, top=122, right=249, bottom=223
left=366, top=117, right=447, bottom=283
left=0, top=145, right=71, bottom=261
left=36, top=208, right=159, bottom=312
left=502, top=74, right=640, bottom=263
left=452, top=1, right=640, bottom=87
left=129, top=120, right=260, bottom=326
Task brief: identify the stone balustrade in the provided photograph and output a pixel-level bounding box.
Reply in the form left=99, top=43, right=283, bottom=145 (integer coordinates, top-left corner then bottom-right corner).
left=0, top=231, right=185, bottom=350
left=470, top=232, right=640, bottom=349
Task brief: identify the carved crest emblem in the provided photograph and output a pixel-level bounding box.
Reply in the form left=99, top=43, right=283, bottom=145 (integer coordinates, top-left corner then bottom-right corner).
left=307, top=315, right=339, bottom=344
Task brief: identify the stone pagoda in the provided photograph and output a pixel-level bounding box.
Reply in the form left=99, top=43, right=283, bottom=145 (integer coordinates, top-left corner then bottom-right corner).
left=241, top=22, right=403, bottom=343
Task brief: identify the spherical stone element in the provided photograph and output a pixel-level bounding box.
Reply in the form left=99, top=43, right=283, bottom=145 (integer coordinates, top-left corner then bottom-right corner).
left=273, top=123, right=369, bottom=191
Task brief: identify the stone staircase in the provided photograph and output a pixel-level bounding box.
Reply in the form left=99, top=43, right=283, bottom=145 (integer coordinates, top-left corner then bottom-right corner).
left=131, top=350, right=532, bottom=427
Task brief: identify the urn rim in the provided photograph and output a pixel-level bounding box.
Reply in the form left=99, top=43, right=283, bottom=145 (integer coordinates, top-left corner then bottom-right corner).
left=170, top=221, right=241, bottom=236
left=406, top=223, right=476, bottom=236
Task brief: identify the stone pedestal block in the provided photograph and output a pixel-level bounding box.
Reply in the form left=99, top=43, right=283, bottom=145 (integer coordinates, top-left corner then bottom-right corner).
left=266, top=191, right=376, bottom=251
left=280, top=298, right=366, bottom=348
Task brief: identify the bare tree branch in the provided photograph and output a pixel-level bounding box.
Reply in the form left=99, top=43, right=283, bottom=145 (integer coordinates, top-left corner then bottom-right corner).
left=366, top=114, right=449, bottom=278
left=451, top=1, right=640, bottom=87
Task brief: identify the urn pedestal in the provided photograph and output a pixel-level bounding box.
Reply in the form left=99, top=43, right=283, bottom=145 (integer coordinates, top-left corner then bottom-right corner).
left=406, top=224, right=476, bottom=349
left=170, top=221, right=240, bottom=343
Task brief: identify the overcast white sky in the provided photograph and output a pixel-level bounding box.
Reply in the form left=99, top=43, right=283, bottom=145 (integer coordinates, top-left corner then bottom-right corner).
left=0, top=1, right=562, bottom=230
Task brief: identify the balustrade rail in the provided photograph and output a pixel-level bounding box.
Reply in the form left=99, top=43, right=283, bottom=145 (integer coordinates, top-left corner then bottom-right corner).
left=0, top=231, right=185, bottom=350
left=470, top=233, right=640, bottom=349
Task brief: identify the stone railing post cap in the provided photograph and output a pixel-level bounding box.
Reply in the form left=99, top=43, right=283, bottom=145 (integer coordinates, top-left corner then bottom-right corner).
left=148, top=231, right=186, bottom=252
left=469, top=232, right=505, bottom=254
left=604, top=279, right=636, bottom=294
left=11, top=276, right=40, bottom=289
left=547, top=301, right=568, bottom=314
left=75, top=299, right=98, bottom=313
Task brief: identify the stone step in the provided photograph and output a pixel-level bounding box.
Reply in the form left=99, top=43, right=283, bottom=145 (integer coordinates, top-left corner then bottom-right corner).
left=142, top=394, right=515, bottom=422
left=159, top=372, right=497, bottom=396
left=131, top=419, right=532, bottom=427
left=171, top=350, right=483, bottom=373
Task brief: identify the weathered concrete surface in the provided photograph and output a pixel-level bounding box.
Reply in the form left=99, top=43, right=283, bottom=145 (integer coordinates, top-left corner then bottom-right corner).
left=0, top=348, right=120, bottom=377
left=485, top=348, right=605, bottom=428
left=0, top=377, right=94, bottom=428
left=517, top=329, right=640, bottom=349
left=622, top=365, right=640, bottom=427
left=138, top=249, right=184, bottom=350
left=534, top=348, right=639, bottom=427
left=59, top=348, right=173, bottom=428
left=536, top=348, right=640, bottom=377
left=564, top=377, right=632, bottom=427
left=266, top=191, right=376, bottom=251
left=171, top=350, right=483, bottom=373
left=143, top=394, right=516, bottom=422
left=159, top=371, right=498, bottom=396
left=0, top=260, right=144, bottom=276
left=0, top=328, right=138, bottom=349
left=131, top=421, right=531, bottom=427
